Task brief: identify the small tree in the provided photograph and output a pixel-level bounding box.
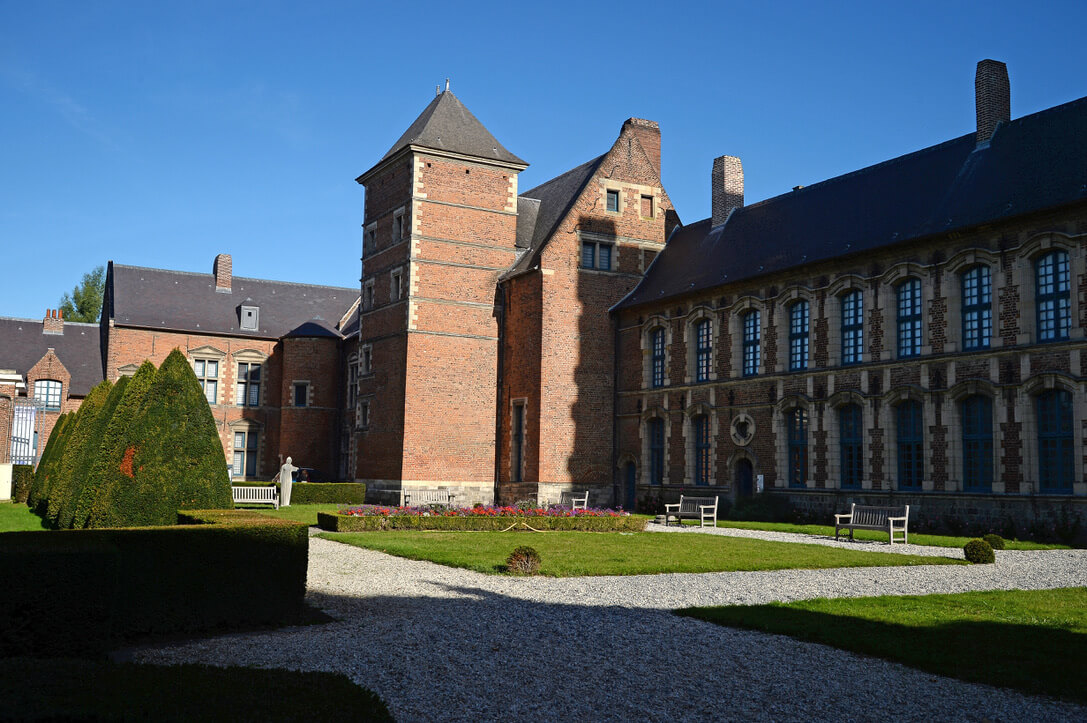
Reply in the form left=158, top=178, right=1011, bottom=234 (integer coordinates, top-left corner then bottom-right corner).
left=59, top=265, right=105, bottom=323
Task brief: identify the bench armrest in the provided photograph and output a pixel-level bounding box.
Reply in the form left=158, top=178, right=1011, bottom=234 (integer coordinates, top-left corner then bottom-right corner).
left=886, top=516, right=907, bottom=522
left=664, top=503, right=680, bottom=512
left=834, top=513, right=852, bottom=522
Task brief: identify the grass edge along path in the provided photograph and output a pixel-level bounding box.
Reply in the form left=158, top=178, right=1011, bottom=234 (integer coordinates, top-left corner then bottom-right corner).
left=318, top=530, right=963, bottom=576
left=678, top=587, right=1087, bottom=704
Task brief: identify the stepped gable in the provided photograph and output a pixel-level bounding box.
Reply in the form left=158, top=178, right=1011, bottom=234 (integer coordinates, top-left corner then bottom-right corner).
left=0, top=317, right=103, bottom=395
left=617, top=95, right=1087, bottom=310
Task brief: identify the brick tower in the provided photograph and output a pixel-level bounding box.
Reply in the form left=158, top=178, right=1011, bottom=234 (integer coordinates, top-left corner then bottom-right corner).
left=354, top=88, right=527, bottom=504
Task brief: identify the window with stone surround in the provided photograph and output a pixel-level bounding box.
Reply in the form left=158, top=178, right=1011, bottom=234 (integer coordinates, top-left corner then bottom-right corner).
left=193, top=359, right=219, bottom=405
left=391, top=269, right=404, bottom=301
left=788, top=300, right=809, bottom=371
left=961, top=265, right=992, bottom=351
left=640, top=194, right=654, bottom=218
left=650, top=328, right=665, bottom=388
left=363, top=279, right=375, bottom=310
left=692, top=414, right=711, bottom=486
left=34, top=379, right=62, bottom=411
left=695, top=319, right=712, bottom=382
left=581, top=240, right=613, bottom=270
left=293, top=382, right=309, bottom=408
left=786, top=408, right=807, bottom=488
left=358, top=399, right=371, bottom=430
left=841, top=289, right=863, bottom=365
left=236, top=362, right=261, bottom=407
left=839, top=404, right=863, bottom=489
left=1037, top=389, right=1073, bottom=493
left=347, top=358, right=358, bottom=410
left=648, top=417, right=665, bottom=485
left=896, top=278, right=923, bottom=358
left=961, top=395, right=993, bottom=492
left=361, top=344, right=373, bottom=375
left=606, top=189, right=620, bottom=213
left=742, top=310, right=761, bottom=377
left=896, top=400, right=924, bottom=490
left=232, top=428, right=259, bottom=478
left=1035, top=250, right=1071, bottom=343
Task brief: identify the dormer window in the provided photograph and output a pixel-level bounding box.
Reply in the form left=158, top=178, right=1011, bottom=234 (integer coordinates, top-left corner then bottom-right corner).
left=240, top=305, right=259, bottom=331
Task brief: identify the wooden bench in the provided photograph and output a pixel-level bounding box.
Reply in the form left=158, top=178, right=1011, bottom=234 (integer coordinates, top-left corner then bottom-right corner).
left=834, top=503, right=909, bottom=544
left=232, top=485, right=279, bottom=509
left=558, top=491, right=589, bottom=510
left=664, top=495, right=718, bottom=528
left=403, top=489, right=455, bottom=506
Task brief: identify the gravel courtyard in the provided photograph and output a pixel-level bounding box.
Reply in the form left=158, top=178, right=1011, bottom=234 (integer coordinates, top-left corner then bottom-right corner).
left=132, top=526, right=1087, bottom=722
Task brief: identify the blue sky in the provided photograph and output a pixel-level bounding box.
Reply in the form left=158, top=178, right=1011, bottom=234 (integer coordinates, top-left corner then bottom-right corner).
left=2, top=0, right=1085, bottom=320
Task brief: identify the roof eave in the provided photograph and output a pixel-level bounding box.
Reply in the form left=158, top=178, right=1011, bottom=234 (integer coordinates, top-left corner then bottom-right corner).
left=357, top=144, right=528, bottom=186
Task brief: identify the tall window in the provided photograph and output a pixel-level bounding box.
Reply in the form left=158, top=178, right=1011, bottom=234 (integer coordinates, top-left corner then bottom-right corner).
left=961, top=395, right=993, bottom=492
left=789, top=301, right=809, bottom=371
left=606, top=189, right=620, bottom=212
left=841, top=290, right=863, bottom=365
left=581, top=240, right=613, bottom=270
left=293, top=382, right=308, bottom=407
left=347, top=361, right=358, bottom=409
left=512, top=402, right=526, bottom=483
left=839, top=404, right=863, bottom=489
left=693, top=415, right=711, bottom=485
left=236, top=362, right=261, bottom=407
left=742, top=310, right=760, bottom=377
left=650, top=328, right=665, bottom=388
left=232, top=429, right=258, bottom=478
left=1037, top=389, right=1074, bottom=493
left=194, top=359, right=218, bottom=405
left=787, top=408, right=807, bottom=488
left=1036, top=250, right=1071, bottom=342
left=896, top=400, right=924, bottom=489
left=648, top=418, right=664, bottom=485
left=695, top=319, right=712, bottom=382
left=33, top=379, right=62, bottom=411
left=961, top=266, right=992, bottom=351
left=896, top=279, right=922, bottom=358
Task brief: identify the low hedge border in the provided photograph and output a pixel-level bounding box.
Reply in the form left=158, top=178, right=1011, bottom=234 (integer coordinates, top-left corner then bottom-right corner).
left=11, top=465, right=33, bottom=504
left=318, top=511, right=646, bottom=533
left=232, top=482, right=367, bottom=505
left=1, top=510, right=308, bottom=657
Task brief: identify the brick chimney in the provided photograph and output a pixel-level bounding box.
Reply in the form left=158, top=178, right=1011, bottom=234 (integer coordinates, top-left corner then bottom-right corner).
left=213, top=253, right=232, bottom=292
left=975, top=59, right=1010, bottom=144
left=42, top=308, right=64, bottom=335
left=711, top=155, right=744, bottom=227
left=622, top=118, right=661, bottom=176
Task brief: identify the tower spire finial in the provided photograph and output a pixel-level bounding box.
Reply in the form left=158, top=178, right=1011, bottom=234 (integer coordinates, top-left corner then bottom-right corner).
left=445, top=78, right=450, bottom=92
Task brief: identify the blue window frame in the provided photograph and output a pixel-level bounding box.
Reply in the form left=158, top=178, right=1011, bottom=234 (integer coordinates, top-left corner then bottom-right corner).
left=896, top=278, right=922, bottom=358
left=1036, top=251, right=1071, bottom=343
left=693, top=415, right=711, bottom=485
left=961, top=266, right=992, bottom=351
left=742, top=310, right=760, bottom=377
left=787, top=408, right=807, bottom=488
left=650, top=328, right=665, bottom=388
left=33, top=379, right=62, bottom=411
left=606, top=189, right=620, bottom=213
left=648, top=418, right=664, bottom=485
left=839, top=404, right=863, bottom=489
left=961, top=395, right=993, bottom=492
left=841, top=290, right=863, bottom=365
left=896, top=400, right=924, bottom=490
left=695, top=319, right=712, bottom=382
left=789, top=301, right=809, bottom=371
left=1037, top=389, right=1074, bottom=493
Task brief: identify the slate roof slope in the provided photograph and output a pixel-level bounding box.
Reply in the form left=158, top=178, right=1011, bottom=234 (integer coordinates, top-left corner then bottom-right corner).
left=0, top=318, right=103, bottom=395
left=107, top=263, right=358, bottom=339
left=284, top=318, right=342, bottom=339
left=617, top=95, right=1087, bottom=310
left=376, top=90, right=526, bottom=167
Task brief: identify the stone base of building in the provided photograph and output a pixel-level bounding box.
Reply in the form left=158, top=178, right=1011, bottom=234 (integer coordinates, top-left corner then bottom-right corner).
left=363, top=479, right=495, bottom=507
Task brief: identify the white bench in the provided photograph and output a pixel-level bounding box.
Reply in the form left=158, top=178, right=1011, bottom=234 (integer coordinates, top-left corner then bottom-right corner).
left=834, top=503, right=909, bottom=544
left=403, top=489, right=455, bottom=506
left=232, top=485, right=279, bottom=509
left=558, top=491, right=589, bottom=510
left=664, top=495, right=718, bottom=528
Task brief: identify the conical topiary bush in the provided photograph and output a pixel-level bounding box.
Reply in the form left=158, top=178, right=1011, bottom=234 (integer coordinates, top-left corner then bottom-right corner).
left=27, top=411, right=71, bottom=514
left=45, top=381, right=113, bottom=526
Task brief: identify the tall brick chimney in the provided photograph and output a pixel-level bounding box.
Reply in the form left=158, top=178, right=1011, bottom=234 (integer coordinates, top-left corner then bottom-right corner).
left=711, top=155, right=744, bottom=227
left=42, top=308, right=64, bottom=335
left=975, top=59, right=1010, bottom=144
left=213, top=253, right=232, bottom=292
left=622, top=118, right=661, bottom=176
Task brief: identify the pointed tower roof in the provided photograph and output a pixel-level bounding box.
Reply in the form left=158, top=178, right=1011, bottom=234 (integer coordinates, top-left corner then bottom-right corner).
left=379, top=90, right=526, bottom=166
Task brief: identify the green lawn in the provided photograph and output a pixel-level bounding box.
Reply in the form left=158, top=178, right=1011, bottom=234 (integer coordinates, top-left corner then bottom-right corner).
left=319, top=530, right=963, bottom=576
left=250, top=503, right=342, bottom=525
left=0, top=502, right=48, bottom=532
left=710, top=519, right=1068, bottom=550
left=678, top=587, right=1087, bottom=704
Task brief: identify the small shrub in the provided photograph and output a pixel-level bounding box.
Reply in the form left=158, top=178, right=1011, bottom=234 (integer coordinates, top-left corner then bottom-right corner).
left=11, top=466, right=33, bottom=505
left=964, top=539, right=995, bottom=564
left=982, top=533, right=1006, bottom=550
left=506, top=545, right=541, bottom=575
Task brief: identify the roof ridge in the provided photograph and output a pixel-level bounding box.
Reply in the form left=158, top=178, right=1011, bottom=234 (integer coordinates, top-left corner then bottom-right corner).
left=520, top=154, right=605, bottom=200
left=0, top=316, right=99, bottom=327
left=113, top=263, right=357, bottom=293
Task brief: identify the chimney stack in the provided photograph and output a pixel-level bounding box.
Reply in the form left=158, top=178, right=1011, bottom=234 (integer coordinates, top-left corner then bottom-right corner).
left=214, top=254, right=232, bottom=292
left=975, top=59, right=1010, bottom=144
left=43, top=308, right=64, bottom=335
left=712, top=155, right=744, bottom=227
left=622, top=118, right=661, bottom=176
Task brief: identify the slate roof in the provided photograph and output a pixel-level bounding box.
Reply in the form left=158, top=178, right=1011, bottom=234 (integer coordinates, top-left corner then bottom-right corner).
left=0, top=317, right=103, bottom=396
left=107, top=263, right=358, bottom=339
left=616, top=95, right=1087, bottom=310
left=284, top=318, right=342, bottom=339
left=375, top=90, right=526, bottom=168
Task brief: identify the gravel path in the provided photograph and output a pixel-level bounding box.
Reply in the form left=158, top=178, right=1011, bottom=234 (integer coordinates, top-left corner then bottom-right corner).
left=132, top=527, right=1087, bottom=722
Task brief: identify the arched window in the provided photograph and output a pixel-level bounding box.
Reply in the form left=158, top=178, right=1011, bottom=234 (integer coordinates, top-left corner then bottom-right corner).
left=961, top=395, right=993, bottom=492
left=961, top=266, right=992, bottom=351
left=839, top=404, right=863, bottom=489
left=787, top=408, right=807, bottom=488
left=650, top=328, right=665, bottom=388
left=1036, top=250, right=1071, bottom=343
left=693, top=415, right=711, bottom=485
left=1037, top=389, right=1073, bottom=493
left=788, top=301, right=809, bottom=371
left=648, top=418, right=665, bottom=485
left=896, top=278, right=922, bottom=358
left=742, top=310, right=760, bottom=377
left=896, top=400, right=924, bottom=489
left=841, top=290, right=863, bottom=365
left=695, top=319, right=712, bottom=383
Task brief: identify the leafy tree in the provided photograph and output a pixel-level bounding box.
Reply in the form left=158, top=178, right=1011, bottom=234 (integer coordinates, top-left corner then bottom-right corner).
left=59, top=265, right=105, bottom=323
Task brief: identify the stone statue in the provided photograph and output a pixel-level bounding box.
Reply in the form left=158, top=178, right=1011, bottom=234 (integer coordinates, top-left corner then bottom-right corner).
left=280, top=456, right=298, bottom=507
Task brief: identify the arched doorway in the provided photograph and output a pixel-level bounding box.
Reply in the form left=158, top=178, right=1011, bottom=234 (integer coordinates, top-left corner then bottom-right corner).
left=624, top=461, right=637, bottom=510
left=736, top=458, right=754, bottom=499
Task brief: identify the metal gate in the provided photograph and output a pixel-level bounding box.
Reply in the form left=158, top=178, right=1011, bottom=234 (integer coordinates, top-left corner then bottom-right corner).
left=9, top=398, right=44, bottom=466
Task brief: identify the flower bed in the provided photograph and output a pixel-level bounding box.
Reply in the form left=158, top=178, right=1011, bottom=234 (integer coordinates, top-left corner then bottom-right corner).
left=317, top=504, right=645, bottom=532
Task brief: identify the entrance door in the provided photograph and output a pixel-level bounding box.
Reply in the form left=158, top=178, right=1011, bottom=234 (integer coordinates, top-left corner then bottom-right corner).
left=736, top=459, right=754, bottom=498
left=624, top=462, right=636, bottom=510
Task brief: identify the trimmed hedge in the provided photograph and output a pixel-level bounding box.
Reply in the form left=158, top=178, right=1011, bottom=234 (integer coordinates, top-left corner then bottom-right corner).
left=291, top=482, right=367, bottom=505
left=45, top=380, right=114, bottom=525
left=318, top=511, right=647, bottom=533
left=11, top=465, right=33, bottom=504
left=27, top=411, right=72, bottom=513
left=0, top=510, right=308, bottom=657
